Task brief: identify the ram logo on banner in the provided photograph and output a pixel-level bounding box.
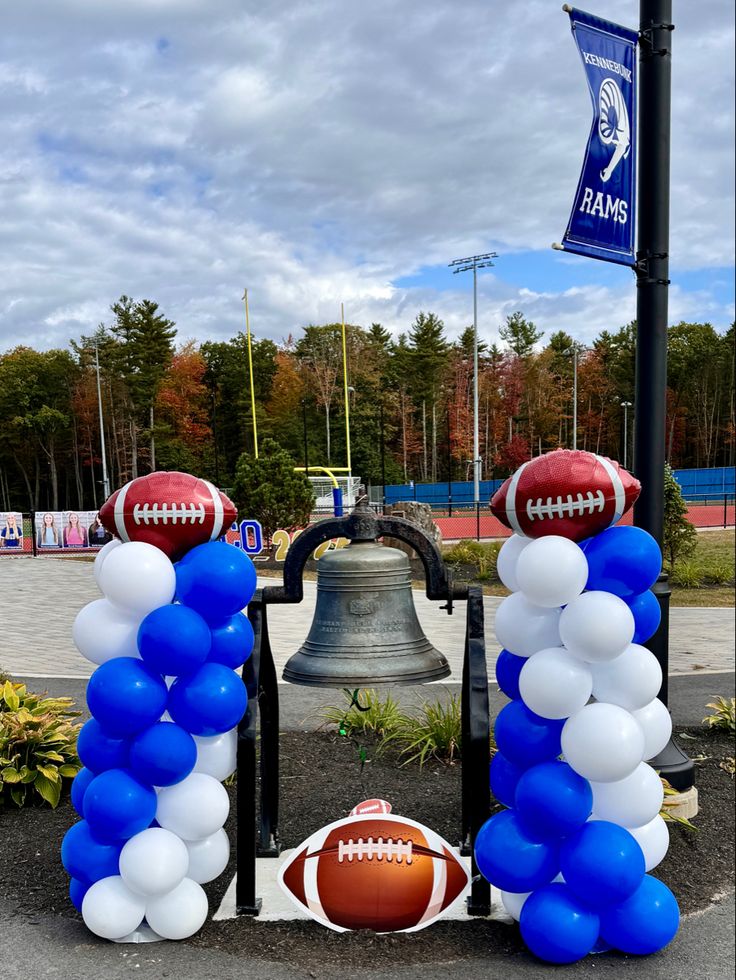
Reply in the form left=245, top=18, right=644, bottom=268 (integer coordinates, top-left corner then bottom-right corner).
left=560, top=8, right=638, bottom=266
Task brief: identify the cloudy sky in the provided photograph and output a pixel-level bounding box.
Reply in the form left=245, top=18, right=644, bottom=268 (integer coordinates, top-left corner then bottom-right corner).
left=1, top=0, right=733, bottom=353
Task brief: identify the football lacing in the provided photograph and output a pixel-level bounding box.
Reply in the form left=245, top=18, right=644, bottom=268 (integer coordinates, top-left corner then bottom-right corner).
left=132, top=502, right=206, bottom=525
left=337, top=837, right=413, bottom=864
left=526, top=490, right=605, bottom=522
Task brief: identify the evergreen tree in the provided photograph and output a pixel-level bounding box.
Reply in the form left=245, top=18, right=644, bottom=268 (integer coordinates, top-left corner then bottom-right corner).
left=231, top=438, right=314, bottom=543
left=662, top=463, right=697, bottom=569
left=500, top=311, right=544, bottom=357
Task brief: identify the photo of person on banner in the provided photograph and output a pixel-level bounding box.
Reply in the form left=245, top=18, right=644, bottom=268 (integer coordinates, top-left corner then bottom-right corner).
left=88, top=515, right=113, bottom=547
left=37, top=512, right=60, bottom=548
left=0, top=513, right=23, bottom=549
left=63, top=512, right=88, bottom=547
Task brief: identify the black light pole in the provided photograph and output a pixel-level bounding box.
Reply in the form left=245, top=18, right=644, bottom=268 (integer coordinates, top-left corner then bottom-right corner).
left=634, top=1, right=693, bottom=789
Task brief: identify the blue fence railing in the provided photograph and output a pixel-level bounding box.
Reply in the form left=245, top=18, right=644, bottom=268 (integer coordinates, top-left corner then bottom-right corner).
left=383, top=466, right=735, bottom=507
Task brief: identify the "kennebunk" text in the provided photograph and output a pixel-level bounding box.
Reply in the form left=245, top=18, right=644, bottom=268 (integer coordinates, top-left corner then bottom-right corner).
left=582, top=52, right=632, bottom=83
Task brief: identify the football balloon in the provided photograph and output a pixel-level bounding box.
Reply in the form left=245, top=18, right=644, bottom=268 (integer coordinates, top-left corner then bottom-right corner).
left=100, top=472, right=237, bottom=560
left=491, top=450, right=640, bottom=542
left=279, top=811, right=469, bottom=933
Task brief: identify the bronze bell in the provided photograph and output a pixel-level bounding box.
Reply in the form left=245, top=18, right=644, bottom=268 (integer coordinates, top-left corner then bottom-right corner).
left=282, top=538, right=450, bottom=687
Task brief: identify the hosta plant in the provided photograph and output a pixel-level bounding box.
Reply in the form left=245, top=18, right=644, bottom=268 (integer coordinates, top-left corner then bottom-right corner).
left=703, top=696, right=736, bottom=735
left=0, top=680, right=82, bottom=808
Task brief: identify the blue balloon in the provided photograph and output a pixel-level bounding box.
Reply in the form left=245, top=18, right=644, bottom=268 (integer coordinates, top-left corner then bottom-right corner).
left=61, top=821, right=123, bottom=885
left=128, top=721, right=197, bottom=787
left=176, top=542, right=257, bottom=624
left=494, top=700, right=564, bottom=769
left=520, top=883, right=600, bottom=964
left=561, top=820, right=646, bottom=908
left=83, top=768, right=158, bottom=842
left=495, top=648, right=525, bottom=701
left=71, top=767, right=95, bottom=816
left=515, top=761, right=592, bottom=841
left=138, top=604, right=211, bottom=677
left=208, top=612, right=255, bottom=670
left=599, top=875, right=680, bottom=954
left=624, top=590, right=662, bottom=644
left=86, top=658, right=168, bottom=738
left=69, top=877, right=90, bottom=912
left=475, top=809, right=559, bottom=893
left=168, top=661, right=248, bottom=736
left=77, top=718, right=130, bottom=774
left=490, top=752, right=525, bottom=807
left=584, top=526, right=662, bottom=597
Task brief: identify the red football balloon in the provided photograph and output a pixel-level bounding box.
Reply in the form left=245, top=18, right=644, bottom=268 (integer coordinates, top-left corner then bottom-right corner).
left=99, top=471, right=237, bottom=560
left=491, top=449, right=640, bottom=542
left=279, top=813, right=469, bottom=933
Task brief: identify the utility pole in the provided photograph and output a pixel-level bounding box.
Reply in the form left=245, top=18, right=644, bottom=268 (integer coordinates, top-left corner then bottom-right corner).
left=449, top=252, right=498, bottom=505
left=572, top=347, right=578, bottom=450
left=620, top=400, right=633, bottom=469
left=634, top=1, right=691, bottom=788
left=94, top=343, right=111, bottom=501
left=242, top=289, right=259, bottom=458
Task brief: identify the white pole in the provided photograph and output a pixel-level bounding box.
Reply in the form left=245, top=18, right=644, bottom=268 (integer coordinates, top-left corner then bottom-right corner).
left=473, top=262, right=480, bottom=505
left=95, top=344, right=111, bottom=500
left=572, top=348, right=578, bottom=451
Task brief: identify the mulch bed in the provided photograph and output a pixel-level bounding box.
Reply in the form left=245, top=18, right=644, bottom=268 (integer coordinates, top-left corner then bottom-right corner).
left=0, top=727, right=733, bottom=968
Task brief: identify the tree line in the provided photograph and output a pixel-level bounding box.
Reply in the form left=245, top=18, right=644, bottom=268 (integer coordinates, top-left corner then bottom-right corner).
left=0, top=295, right=733, bottom=512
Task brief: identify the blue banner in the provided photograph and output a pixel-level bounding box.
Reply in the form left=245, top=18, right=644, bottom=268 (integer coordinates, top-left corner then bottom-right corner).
left=561, top=9, right=638, bottom=266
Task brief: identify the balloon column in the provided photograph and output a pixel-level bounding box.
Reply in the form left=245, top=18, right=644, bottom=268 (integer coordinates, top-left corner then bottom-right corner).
left=479, top=453, right=680, bottom=964
left=62, top=479, right=256, bottom=942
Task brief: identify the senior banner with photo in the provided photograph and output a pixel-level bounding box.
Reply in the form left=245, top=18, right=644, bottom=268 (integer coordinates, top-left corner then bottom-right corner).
left=34, top=511, right=113, bottom=552
left=0, top=512, right=25, bottom=551
left=560, top=8, right=638, bottom=266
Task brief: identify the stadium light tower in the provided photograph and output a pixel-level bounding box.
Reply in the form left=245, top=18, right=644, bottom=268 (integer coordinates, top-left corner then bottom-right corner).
left=449, top=252, right=498, bottom=505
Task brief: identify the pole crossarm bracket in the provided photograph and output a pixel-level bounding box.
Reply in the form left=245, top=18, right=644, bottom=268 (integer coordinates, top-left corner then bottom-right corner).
left=634, top=250, right=670, bottom=286
left=638, top=21, right=674, bottom=57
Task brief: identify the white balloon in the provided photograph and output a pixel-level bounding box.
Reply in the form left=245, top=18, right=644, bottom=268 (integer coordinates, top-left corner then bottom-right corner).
left=500, top=889, right=531, bottom=921
left=119, top=828, right=190, bottom=897
left=81, top=876, right=146, bottom=941
left=559, top=591, right=635, bottom=663
left=631, top=698, right=673, bottom=761
left=591, top=645, right=663, bottom=711
left=72, top=598, right=141, bottom=666
left=145, top=878, right=208, bottom=940
left=561, top=702, right=644, bottom=782
left=628, top=815, right=670, bottom=871
left=494, top=593, right=561, bottom=658
left=193, top=729, right=237, bottom=782
left=515, top=536, right=588, bottom=608
left=93, top=538, right=122, bottom=588
left=156, top=772, right=230, bottom=841
left=591, top=763, right=664, bottom=827
left=99, top=541, right=176, bottom=617
left=185, top=829, right=230, bottom=884
left=518, top=647, right=593, bottom=720
left=496, top=535, right=530, bottom=592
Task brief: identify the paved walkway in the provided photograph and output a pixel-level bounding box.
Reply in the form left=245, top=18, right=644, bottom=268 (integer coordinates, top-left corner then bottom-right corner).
left=1, top=557, right=733, bottom=680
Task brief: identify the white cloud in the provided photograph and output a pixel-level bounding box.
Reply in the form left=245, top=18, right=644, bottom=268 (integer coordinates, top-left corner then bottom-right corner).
left=0, top=0, right=733, bottom=352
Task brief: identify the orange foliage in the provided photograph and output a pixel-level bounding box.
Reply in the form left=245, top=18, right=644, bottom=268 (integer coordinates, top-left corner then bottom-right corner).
left=156, top=343, right=211, bottom=446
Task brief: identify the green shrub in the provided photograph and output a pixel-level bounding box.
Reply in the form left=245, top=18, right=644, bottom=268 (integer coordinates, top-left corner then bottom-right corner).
left=320, top=688, right=407, bottom=739
left=671, top=560, right=703, bottom=588
left=703, top=696, right=736, bottom=735
left=0, top=680, right=82, bottom=808
left=444, top=540, right=501, bottom=580
left=388, top=695, right=462, bottom=767
left=702, top=560, right=735, bottom=586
